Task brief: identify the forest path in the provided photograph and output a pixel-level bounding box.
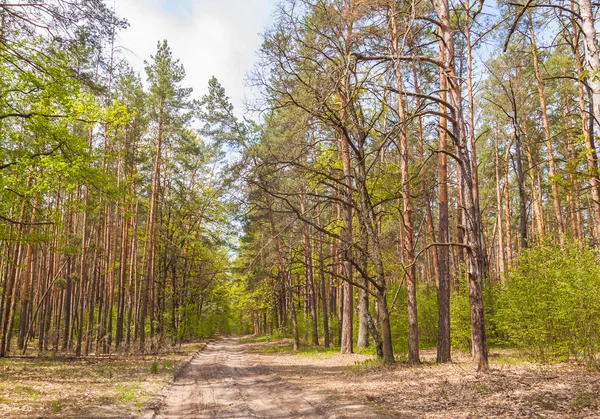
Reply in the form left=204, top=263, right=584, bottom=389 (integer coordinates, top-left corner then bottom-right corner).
left=154, top=337, right=339, bottom=419
left=151, top=338, right=600, bottom=419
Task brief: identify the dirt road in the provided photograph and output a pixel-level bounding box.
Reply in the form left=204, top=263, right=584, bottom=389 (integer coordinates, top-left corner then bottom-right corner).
left=154, top=338, right=332, bottom=418
left=153, top=338, right=600, bottom=419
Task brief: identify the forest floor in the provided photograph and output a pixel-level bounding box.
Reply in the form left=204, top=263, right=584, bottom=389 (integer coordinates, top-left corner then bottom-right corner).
left=1, top=337, right=599, bottom=418
left=154, top=337, right=600, bottom=419
left=0, top=341, right=206, bottom=418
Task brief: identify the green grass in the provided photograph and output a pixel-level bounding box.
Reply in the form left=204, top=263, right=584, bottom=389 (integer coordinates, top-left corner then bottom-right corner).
left=49, top=399, right=62, bottom=413
left=292, top=345, right=341, bottom=356
left=350, top=358, right=384, bottom=368
left=253, top=339, right=409, bottom=365
left=491, top=355, right=534, bottom=365
left=16, top=386, right=40, bottom=401
left=255, top=343, right=293, bottom=354
left=571, top=391, right=598, bottom=410
left=473, top=384, right=490, bottom=394
left=0, top=341, right=206, bottom=417
left=254, top=341, right=350, bottom=357
left=238, top=335, right=281, bottom=344
left=114, top=384, right=139, bottom=402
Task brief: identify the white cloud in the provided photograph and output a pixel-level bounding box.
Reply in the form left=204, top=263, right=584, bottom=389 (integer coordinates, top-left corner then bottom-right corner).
left=115, top=0, right=277, bottom=116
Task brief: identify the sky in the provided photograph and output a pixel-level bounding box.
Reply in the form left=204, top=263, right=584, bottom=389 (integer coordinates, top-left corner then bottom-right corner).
left=115, top=0, right=278, bottom=114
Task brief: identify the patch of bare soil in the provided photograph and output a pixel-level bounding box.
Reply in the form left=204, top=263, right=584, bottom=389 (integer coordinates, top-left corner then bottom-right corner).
left=156, top=338, right=600, bottom=418
left=154, top=338, right=328, bottom=418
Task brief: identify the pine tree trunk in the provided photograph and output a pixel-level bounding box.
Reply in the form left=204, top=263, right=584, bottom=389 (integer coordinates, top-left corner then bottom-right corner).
left=389, top=4, right=419, bottom=364
left=300, top=194, right=319, bottom=345
left=141, top=108, right=163, bottom=352
left=318, top=226, right=330, bottom=348
left=522, top=122, right=545, bottom=242
left=433, top=0, right=489, bottom=371
left=436, top=28, right=451, bottom=366
left=494, top=129, right=507, bottom=276
left=570, top=7, right=600, bottom=242
left=339, top=80, right=354, bottom=356
left=579, top=0, right=600, bottom=143
left=529, top=17, right=564, bottom=243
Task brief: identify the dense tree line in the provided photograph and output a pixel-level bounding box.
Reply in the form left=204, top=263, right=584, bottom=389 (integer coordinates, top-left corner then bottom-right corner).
left=230, top=0, right=600, bottom=372
left=0, top=1, right=233, bottom=356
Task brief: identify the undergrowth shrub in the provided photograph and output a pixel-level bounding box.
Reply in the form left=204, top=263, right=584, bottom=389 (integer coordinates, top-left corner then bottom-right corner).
left=449, top=268, right=499, bottom=352
left=496, top=241, right=600, bottom=368
left=389, top=284, right=408, bottom=353
left=417, top=284, right=439, bottom=348
left=389, top=282, right=439, bottom=353
left=245, top=242, right=600, bottom=369
left=449, top=278, right=472, bottom=352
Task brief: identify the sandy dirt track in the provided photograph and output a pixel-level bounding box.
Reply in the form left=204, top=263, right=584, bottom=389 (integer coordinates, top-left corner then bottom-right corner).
left=154, top=338, right=332, bottom=418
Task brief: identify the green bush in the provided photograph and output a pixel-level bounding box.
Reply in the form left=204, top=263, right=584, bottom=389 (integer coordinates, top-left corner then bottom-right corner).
left=449, top=267, right=500, bottom=352
left=417, top=284, right=439, bottom=348
left=450, top=278, right=472, bottom=352
left=388, top=283, right=409, bottom=353
left=496, top=241, right=600, bottom=367
left=388, top=282, right=440, bottom=353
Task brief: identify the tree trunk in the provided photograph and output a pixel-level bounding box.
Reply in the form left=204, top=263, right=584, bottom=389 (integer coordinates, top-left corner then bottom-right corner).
left=300, top=194, right=319, bottom=345
left=318, top=227, right=330, bottom=348
left=436, top=43, right=451, bottom=363
left=579, top=0, right=600, bottom=138
left=494, top=128, right=506, bottom=276
left=389, top=4, right=419, bottom=364
left=141, top=107, right=163, bottom=351
left=339, top=59, right=354, bottom=356
left=571, top=5, right=600, bottom=242
left=522, top=122, right=545, bottom=242
left=433, top=0, right=489, bottom=371
left=529, top=16, right=564, bottom=243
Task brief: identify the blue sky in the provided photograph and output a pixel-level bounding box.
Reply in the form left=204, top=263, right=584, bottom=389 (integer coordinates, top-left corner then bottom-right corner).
left=116, top=0, right=278, bottom=114
left=154, top=0, right=194, bottom=20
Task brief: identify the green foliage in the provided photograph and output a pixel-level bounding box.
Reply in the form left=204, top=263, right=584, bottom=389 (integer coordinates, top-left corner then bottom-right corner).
left=450, top=266, right=501, bottom=352
left=496, top=242, right=600, bottom=367
left=388, top=284, right=409, bottom=353
left=297, top=312, right=313, bottom=343
left=389, top=283, right=440, bottom=353
left=417, top=285, right=439, bottom=349
left=16, top=386, right=39, bottom=401
left=49, top=400, right=62, bottom=413
left=114, top=384, right=139, bottom=402
left=449, top=277, right=473, bottom=352
left=238, top=335, right=270, bottom=344
left=150, top=362, right=158, bottom=375
left=349, top=358, right=385, bottom=370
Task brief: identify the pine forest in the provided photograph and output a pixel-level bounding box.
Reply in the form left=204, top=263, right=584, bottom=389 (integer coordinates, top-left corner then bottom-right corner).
left=2, top=0, right=600, bottom=417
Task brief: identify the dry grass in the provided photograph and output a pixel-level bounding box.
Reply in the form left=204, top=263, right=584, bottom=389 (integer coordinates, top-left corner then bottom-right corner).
left=0, top=341, right=205, bottom=418
left=245, top=341, right=600, bottom=418
left=3, top=338, right=599, bottom=418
